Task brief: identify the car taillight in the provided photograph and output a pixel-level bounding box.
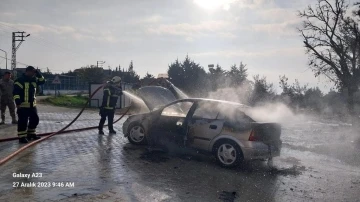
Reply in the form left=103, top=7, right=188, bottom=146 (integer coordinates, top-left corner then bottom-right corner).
left=248, top=130, right=257, bottom=141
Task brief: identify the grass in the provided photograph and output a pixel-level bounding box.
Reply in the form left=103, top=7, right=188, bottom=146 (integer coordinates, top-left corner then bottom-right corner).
left=41, top=95, right=89, bottom=108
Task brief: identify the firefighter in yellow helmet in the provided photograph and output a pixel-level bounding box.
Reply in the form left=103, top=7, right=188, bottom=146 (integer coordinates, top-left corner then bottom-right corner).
left=98, top=76, right=123, bottom=135
left=13, top=66, right=46, bottom=143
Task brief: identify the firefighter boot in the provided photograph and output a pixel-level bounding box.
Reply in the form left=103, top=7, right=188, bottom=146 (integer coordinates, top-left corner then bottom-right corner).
left=29, top=134, right=41, bottom=140
left=11, top=117, right=18, bottom=124
left=99, top=130, right=104, bottom=135
left=19, top=137, right=29, bottom=144
left=28, top=129, right=41, bottom=140
left=27, top=133, right=41, bottom=140
left=0, top=114, right=4, bottom=124
left=109, top=130, right=117, bottom=135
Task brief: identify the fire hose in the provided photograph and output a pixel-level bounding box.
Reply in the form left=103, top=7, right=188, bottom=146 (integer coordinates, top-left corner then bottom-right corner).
left=0, top=84, right=131, bottom=166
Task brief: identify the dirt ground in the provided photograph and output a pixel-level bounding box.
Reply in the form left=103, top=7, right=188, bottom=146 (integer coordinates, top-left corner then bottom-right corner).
left=0, top=104, right=359, bottom=202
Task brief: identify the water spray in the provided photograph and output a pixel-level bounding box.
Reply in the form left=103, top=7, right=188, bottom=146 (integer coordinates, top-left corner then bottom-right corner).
left=0, top=84, right=131, bottom=166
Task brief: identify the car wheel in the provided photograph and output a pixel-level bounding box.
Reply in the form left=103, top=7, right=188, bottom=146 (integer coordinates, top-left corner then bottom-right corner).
left=127, top=124, right=147, bottom=145
left=213, top=140, right=243, bottom=168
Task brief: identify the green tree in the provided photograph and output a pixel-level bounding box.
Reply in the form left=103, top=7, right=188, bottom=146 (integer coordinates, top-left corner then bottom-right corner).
left=77, top=65, right=105, bottom=83
left=140, top=72, right=156, bottom=85
left=279, top=75, right=308, bottom=108
left=122, top=60, right=140, bottom=83
left=227, top=62, right=248, bottom=87
left=168, top=58, right=183, bottom=89
left=128, top=60, right=134, bottom=72
left=298, top=0, right=360, bottom=114
left=249, top=75, right=275, bottom=105
left=181, top=55, right=209, bottom=96
left=304, top=87, right=324, bottom=112
left=208, top=64, right=226, bottom=91
left=168, top=55, right=209, bottom=96
left=291, top=79, right=308, bottom=108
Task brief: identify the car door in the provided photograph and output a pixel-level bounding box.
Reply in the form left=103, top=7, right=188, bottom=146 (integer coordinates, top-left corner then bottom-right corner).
left=150, top=100, right=195, bottom=144
left=187, top=102, right=224, bottom=151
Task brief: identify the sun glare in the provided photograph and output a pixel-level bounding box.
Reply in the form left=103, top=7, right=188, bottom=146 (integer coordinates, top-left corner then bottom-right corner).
left=194, top=0, right=232, bottom=10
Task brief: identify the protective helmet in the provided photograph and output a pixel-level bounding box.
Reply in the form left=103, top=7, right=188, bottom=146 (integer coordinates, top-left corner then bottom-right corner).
left=110, top=76, right=121, bottom=84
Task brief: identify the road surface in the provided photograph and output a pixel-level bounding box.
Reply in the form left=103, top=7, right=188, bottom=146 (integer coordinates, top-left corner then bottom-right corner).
left=0, top=104, right=359, bottom=201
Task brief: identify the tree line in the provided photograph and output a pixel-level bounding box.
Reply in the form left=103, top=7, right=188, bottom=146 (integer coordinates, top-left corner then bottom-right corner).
left=163, top=55, right=359, bottom=117
left=73, top=54, right=354, bottom=117
left=47, top=52, right=357, bottom=118
left=41, top=0, right=360, bottom=117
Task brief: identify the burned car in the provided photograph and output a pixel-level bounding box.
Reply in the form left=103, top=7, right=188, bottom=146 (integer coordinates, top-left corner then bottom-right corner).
left=123, top=86, right=282, bottom=167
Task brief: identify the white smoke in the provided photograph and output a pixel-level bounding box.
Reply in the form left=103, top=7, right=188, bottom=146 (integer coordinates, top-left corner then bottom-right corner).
left=245, top=102, right=306, bottom=123
left=206, top=86, right=307, bottom=124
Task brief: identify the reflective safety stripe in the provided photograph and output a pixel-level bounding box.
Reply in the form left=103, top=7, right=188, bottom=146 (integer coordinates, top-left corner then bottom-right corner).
left=32, top=82, right=37, bottom=98
left=107, top=95, right=110, bottom=107
left=104, top=88, right=112, bottom=108
left=18, top=131, right=27, bottom=137
left=28, top=128, right=36, bottom=134
left=37, top=76, right=45, bottom=81
left=104, top=88, right=111, bottom=95
left=13, top=95, right=20, bottom=99
left=19, top=102, right=36, bottom=108
left=24, top=82, right=29, bottom=103
left=14, top=82, right=23, bottom=89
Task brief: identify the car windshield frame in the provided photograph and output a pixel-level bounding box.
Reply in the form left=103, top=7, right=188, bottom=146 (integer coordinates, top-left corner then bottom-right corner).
left=160, top=100, right=194, bottom=117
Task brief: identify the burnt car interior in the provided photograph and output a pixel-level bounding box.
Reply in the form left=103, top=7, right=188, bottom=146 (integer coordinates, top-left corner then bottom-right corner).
left=149, top=101, right=194, bottom=145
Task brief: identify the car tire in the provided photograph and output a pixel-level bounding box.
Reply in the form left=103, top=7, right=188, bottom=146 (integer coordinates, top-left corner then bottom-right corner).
left=213, top=139, right=244, bottom=168
left=127, top=123, right=147, bottom=145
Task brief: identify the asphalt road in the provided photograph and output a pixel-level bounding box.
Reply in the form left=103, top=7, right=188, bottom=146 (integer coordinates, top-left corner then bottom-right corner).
left=0, top=104, right=359, bottom=202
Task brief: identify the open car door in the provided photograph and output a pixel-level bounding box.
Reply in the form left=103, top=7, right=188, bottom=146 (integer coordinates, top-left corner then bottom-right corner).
left=148, top=100, right=195, bottom=146
left=186, top=101, right=224, bottom=151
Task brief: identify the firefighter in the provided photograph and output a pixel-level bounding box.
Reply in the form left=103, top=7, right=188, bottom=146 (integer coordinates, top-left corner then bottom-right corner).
left=0, top=76, right=1, bottom=121
left=98, top=76, right=123, bottom=135
left=0, top=71, right=17, bottom=124
left=13, top=66, right=46, bottom=143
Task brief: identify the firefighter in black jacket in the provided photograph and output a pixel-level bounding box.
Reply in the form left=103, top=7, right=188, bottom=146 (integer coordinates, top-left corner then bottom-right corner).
left=13, top=66, right=46, bottom=143
left=98, top=76, right=123, bottom=135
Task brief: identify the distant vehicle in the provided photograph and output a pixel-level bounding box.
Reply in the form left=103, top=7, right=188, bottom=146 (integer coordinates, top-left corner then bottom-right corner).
left=123, top=86, right=282, bottom=168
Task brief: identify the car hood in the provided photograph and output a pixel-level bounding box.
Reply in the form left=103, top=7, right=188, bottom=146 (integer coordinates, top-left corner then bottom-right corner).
left=137, top=86, right=177, bottom=111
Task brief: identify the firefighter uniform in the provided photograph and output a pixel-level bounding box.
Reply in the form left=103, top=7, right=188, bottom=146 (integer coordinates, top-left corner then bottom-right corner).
left=0, top=77, right=17, bottom=124
left=13, top=67, right=45, bottom=143
left=98, top=80, right=122, bottom=134
left=0, top=87, right=2, bottom=118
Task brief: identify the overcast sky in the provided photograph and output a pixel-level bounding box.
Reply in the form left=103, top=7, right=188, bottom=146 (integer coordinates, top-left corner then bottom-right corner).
left=0, top=0, right=352, bottom=92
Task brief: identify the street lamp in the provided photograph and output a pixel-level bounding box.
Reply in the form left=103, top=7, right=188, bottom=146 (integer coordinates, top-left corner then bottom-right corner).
left=0, top=49, right=7, bottom=70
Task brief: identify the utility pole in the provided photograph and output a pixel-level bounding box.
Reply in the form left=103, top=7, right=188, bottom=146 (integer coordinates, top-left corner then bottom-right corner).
left=0, top=49, right=7, bottom=70
left=12, top=31, right=30, bottom=78
left=97, top=61, right=105, bottom=68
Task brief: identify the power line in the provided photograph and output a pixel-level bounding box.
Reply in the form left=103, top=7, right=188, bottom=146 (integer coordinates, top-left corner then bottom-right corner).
left=0, top=26, right=91, bottom=65
left=0, top=22, right=96, bottom=63
left=0, top=56, right=73, bottom=73
left=0, top=55, right=29, bottom=66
